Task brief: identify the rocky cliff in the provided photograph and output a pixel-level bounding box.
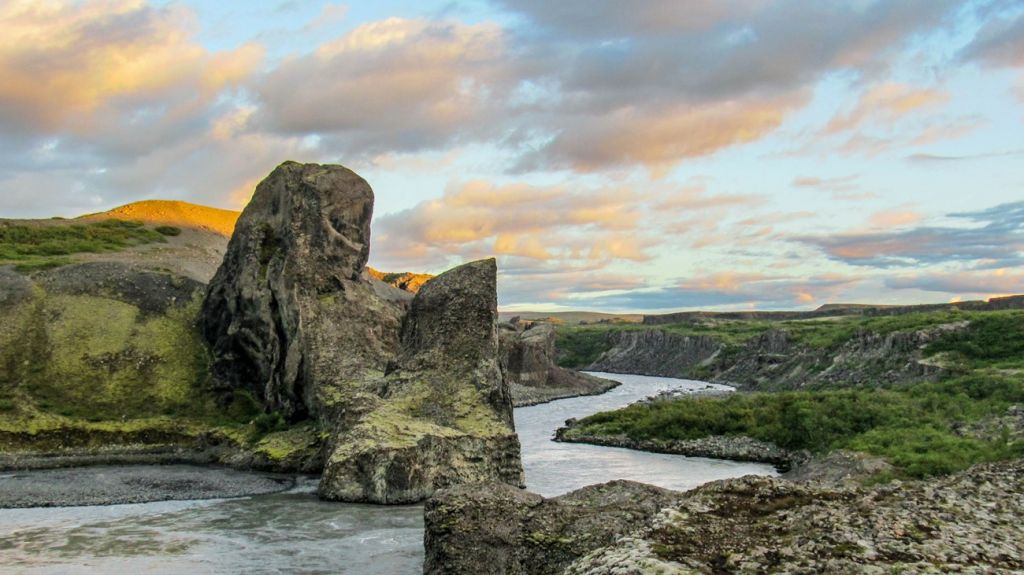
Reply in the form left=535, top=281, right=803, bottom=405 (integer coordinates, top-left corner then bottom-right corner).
left=201, top=161, right=522, bottom=503
left=318, top=259, right=524, bottom=503
left=501, top=323, right=618, bottom=406
left=583, top=322, right=963, bottom=390
left=425, top=458, right=1024, bottom=574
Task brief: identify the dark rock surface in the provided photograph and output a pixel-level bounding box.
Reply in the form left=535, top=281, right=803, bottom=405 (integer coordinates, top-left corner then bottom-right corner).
left=565, top=460, right=1024, bottom=574
left=201, top=161, right=405, bottom=421
left=0, top=267, right=34, bottom=308
left=424, top=480, right=684, bottom=575
left=318, top=259, right=523, bottom=504
left=502, top=323, right=619, bottom=406
left=586, top=330, right=720, bottom=378
left=36, top=261, right=205, bottom=315
left=426, top=459, right=1024, bottom=574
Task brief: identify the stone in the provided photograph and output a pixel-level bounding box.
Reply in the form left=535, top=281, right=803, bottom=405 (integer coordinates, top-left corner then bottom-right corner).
left=317, top=258, right=523, bottom=504
left=430, top=459, right=1024, bottom=574
left=501, top=323, right=619, bottom=406
left=424, top=479, right=684, bottom=575
left=201, top=162, right=404, bottom=422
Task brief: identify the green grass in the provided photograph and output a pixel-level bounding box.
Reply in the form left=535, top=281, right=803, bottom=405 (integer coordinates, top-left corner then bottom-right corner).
left=0, top=219, right=167, bottom=271
left=554, top=309, right=1024, bottom=370
left=924, top=312, right=1024, bottom=370
left=564, top=374, right=1024, bottom=478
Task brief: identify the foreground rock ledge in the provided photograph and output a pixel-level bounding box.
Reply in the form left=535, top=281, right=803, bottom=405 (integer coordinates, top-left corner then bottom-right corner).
left=425, top=459, right=1024, bottom=574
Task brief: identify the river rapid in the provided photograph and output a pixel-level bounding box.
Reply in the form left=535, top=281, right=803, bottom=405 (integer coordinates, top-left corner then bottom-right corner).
left=0, top=373, right=776, bottom=574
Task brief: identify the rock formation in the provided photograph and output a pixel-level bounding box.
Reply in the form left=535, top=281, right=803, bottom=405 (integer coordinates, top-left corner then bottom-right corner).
left=426, top=459, right=1024, bottom=574
left=201, top=161, right=522, bottom=503
left=318, top=259, right=524, bottom=503
left=500, top=323, right=618, bottom=406
left=424, top=480, right=683, bottom=575
left=201, top=162, right=405, bottom=422
left=583, top=323, right=962, bottom=390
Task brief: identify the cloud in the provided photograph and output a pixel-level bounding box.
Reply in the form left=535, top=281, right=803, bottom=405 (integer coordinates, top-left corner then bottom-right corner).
left=575, top=273, right=860, bottom=312
left=799, top=201, right=1024, bottom=267
left=886, top=268, right=1024, bottom=297
left=371, top=179, right=653, bottom=272
left=0, top=0, right=262, bottom=137
left=824, top=83, right=949, bottom=135
left=791, top=175, right=875, bottom=200
left=905, top=149, right=1024, bottom=162
left=962, top=9, right=1024, bottom=67
left=252, top=17, right=513, bottom=156
left=515, top=95, right=804, bottom=173
left=867, top=209, right=924, bottom=229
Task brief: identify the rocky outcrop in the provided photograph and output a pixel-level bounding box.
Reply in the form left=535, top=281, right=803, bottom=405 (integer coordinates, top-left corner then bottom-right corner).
left=318, top=259, right=523, bottom=504
left=198, top=161, right=521, bottom=503
left=427, top=459, right=1024, bottom=574
left=586, top=330, right=720, bottom=378
left=201, top=162, right=405, bottom=422
left=501, top=323, right=619, bottom=406
left=424, top=480, right=684, bottom=575
left=586, top=323, right=964, bottom=391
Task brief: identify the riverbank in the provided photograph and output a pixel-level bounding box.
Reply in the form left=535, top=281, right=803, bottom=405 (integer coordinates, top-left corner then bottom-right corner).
left=555, top=426, right=795, bottom=468
left=510, top=375, right=621, bottom=408
left=0, top=464, right=296, bottom=508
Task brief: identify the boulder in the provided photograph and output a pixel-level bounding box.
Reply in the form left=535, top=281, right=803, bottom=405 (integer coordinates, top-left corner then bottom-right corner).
left=424, top=480, right=684, bottom=575
left=201, top=162, right=405, bottom=422
left=318, top=259, right=523, bottom=503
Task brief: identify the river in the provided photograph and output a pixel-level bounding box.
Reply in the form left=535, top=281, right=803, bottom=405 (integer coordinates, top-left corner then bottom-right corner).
left=0, top=372, right=776, bottom=574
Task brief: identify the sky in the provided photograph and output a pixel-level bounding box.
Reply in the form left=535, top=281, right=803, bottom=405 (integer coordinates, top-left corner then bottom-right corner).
left=1, top=1, right=1024, bottom=312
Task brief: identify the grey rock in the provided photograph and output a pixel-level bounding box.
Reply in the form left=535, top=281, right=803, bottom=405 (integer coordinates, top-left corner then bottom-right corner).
left=502, top=323, right=619, bottom=407
left=424, top=480, right=684, bottom=575
left=317, top=259, right=523, bottom=504
left=0, top=267, right=34, bottom=308
left=201, top=161, right=404, bottom=421
left=36, top=261, right=204, bottom=315
left=587, top=330, right=721, bottom=378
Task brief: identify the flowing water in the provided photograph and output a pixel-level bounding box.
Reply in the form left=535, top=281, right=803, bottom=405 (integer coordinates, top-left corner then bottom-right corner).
left=0, top=373, right=777, bottom=574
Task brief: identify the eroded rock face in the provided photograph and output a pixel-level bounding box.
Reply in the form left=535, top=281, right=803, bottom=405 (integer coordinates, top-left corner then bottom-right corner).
left=428, top=460, right=1024, bottom=575
left=501, top=323, right=619, bottom=407
left=318, top=259, right=523, bottom=504
left=201, top=162, right=404, bottom=421
left=424, top=480, right=684, bottom=575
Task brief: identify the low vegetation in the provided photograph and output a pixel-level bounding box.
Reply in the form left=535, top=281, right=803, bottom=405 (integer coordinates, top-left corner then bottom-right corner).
left=0, top=219, right=168, bottom=271
left=560, top=308, right=1024, bottom=478
left=555, top=309, right=1024, bottom=369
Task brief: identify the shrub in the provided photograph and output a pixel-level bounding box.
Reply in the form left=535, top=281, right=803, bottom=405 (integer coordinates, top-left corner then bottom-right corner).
left=155, top=225, right=182, bottom=237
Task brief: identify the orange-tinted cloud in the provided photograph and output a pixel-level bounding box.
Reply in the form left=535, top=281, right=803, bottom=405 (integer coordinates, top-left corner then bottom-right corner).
left=868, top=209, right=924, bottom=229
left=518, top=95, right=804, bottom=174
left=372, top=180, right=653, bottom=271
left=253, top=17, right=509, bottom=154
left=0, top=0, right=262, bottom=135
left=825, top=83, right=948, bottom=135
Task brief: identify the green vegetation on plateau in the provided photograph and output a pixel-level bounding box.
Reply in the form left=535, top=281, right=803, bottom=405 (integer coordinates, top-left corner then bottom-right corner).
left=0, top=219, right=168, bottom=271
left=555, top=309, right=1024, bottom=369
left=559, top=309, right=1024, bottom=478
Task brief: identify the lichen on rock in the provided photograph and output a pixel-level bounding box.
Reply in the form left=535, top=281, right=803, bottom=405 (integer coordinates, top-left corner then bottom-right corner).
left=318, top=259, right=524, bottom=504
